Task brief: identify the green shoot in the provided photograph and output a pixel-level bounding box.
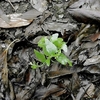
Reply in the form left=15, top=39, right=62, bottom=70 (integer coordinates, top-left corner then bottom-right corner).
left=31, top=33, right=72, bottom=69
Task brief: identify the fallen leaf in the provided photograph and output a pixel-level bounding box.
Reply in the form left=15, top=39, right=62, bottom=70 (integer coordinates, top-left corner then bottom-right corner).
left=82, top=65, right=100, bottom=74
left=48, top=69, right=74, bottom=79
left=43, top=22, right=78, bottom=34
left=83, top=55, right=100, bottom=66
left=0, top=9, right=43, bottom=28
left=0, top=9, right=10, bottom=23
left=6, top=0, right=23, bottom=2
left=76, top=84, right=91, bottom=100
left=81, top=41, right=99, bottom=49
left=53, top=89, right=66, bottom=97
left=0, top=93, right=4, bottom=99
left=90, top=32, right=100, bottom=42
left=71, top=72, right=80, bottom=92
left=68, top=0, right=100, bottom=24
left=30, top=0, right=48, bottom=12
left=0, top=13, right=33, bottom=28
left=42, top=87, right=63, bottom=100
left=84, top=83, right=95, bottom=98
left=20, top=9, right=42, bottom=20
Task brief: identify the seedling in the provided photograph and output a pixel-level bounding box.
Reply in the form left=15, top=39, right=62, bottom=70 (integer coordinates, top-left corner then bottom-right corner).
left=31, top=33, right=72, bottom=69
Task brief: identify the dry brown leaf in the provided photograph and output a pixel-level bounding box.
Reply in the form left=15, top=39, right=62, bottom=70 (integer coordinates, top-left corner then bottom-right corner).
left=71, top=72, right=80, bottom=92
left=84, top=84, right=95, bottom=98
left=0, top=13, right=33, bottom=28
left=30, top=0, right=48, bottom=12
left=42, top=87, right=62, bottom=100
left=76, top=84, right=91, bottom=100
left=68, top=0, right=100, bottom=24
left=0, top=9, right=43, bottom=28
left=83, top=55, right=100, bottom=66
left=53, top=89, right=66, bottom=97
left=48, top=69, right=74, bottom=79
left=90, top=33, right=100, bottom=42
left=20, top=9, right=42, bottom=20
left=6, top=0, right=23, bottom=2
left=0, top=9, right=10, bottom=23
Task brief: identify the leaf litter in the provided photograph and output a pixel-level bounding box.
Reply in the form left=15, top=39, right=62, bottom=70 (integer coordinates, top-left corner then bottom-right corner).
left=0, top=0, right=100, bottom=100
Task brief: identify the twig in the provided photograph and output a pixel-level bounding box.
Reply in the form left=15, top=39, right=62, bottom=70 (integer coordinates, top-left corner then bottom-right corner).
left=7, top=0, right=16, bottom=11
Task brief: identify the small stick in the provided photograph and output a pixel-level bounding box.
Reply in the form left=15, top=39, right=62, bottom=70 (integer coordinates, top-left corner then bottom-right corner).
left=7, top=0, right=16, bottom=11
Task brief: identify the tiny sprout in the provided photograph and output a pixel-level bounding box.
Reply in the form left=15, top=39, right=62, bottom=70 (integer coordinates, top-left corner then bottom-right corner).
left=31, top=33, right=72, bottom=69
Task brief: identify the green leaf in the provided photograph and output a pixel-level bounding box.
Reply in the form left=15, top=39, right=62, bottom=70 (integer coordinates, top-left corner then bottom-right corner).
left=45, top=38, right=58, bottom=55
left=50, top=33, right=58, bottom=42
left=56, top=53, right=72, bottom=66
left=67, top=59, right=72, bottom=67
left=33, top=34, right=72, bottom=68
left=45, top=57, right=51, bottom=66
left=34, top=49, right=46, bottom=63
left=38, top=37, right=46, bottom=48
left=43, top=46, right=50, bottom=56
left=61, top=42, right=68, bottom=52
left=31, top=63, right=38, bottom=69
left=53, top=38, right=63, bottom=49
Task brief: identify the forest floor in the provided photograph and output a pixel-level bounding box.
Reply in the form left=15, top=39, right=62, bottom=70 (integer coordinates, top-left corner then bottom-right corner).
left=0, top=0, right=100, bottom=100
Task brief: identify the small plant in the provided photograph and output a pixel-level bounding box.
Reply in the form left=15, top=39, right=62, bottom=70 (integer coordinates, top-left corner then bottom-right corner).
left=31, top=33, right=72, bottom=69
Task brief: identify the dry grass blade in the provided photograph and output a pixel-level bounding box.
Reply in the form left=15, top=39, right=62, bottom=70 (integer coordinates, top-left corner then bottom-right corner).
left=1, top=39, right=19, bottom=88
left=9, top=81, right=15, bottom=100
left=1, top=50, right=8, bottom=88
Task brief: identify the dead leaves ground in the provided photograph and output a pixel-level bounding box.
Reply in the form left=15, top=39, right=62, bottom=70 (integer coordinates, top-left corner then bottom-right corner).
left=0, top=0, right=100, bottom=100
